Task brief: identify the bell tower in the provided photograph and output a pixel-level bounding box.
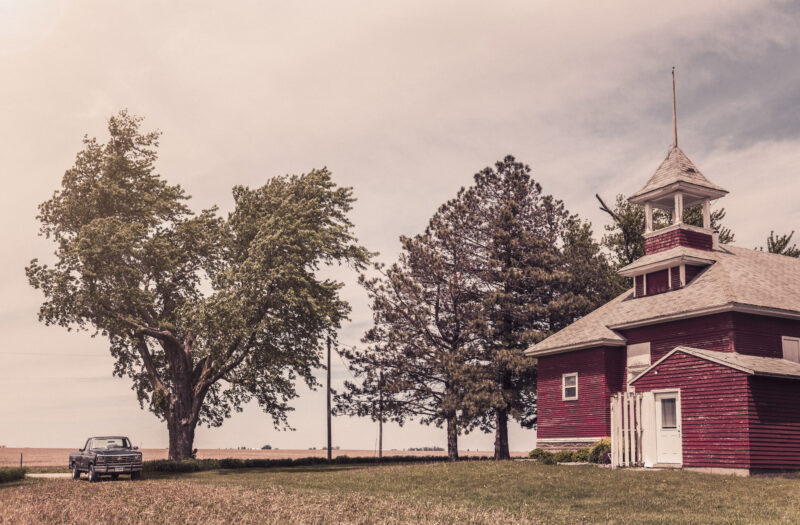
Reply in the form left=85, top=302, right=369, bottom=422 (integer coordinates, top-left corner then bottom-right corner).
left=619, top=69, right=728, bottom=297
left=628, top=68, right=728, bottom=256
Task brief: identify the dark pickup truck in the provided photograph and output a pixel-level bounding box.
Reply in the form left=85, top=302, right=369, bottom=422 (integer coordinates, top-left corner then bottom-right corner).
left=69, top=436, right=143, bottom=481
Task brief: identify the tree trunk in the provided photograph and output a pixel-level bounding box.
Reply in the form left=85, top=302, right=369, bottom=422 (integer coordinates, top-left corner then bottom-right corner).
left=494, top=407, right=510, bottom=460
left=167, top=409, right=197, bottom=461
left=446, top=417, right=459, bottom=462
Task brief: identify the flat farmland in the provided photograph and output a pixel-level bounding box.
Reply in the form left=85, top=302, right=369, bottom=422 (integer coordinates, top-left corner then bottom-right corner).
left=0, top=448, right=525, bottom=467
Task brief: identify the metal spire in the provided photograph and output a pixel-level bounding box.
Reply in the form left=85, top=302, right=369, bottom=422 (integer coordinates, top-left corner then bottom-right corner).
left=672, top=66, right=678, bottom=148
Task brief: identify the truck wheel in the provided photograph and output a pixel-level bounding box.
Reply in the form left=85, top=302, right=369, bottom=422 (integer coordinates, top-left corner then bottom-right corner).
left=88, top=464, right=98, bottom=482
left=71, top=463, right=80, bottom=480
left=131, top=471, right=141, bottom=481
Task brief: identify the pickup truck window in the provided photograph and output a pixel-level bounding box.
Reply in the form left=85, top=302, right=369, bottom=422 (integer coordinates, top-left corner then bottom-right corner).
left=91, top=438, right=130, bottom=450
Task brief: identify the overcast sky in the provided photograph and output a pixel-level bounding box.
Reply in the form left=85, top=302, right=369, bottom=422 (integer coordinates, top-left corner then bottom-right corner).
left=1, top=1, right=799, bottom=451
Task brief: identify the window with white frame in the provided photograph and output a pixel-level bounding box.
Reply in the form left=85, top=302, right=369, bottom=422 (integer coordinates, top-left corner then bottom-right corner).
left=782, top=336, right=800, bottom=363
left=627, top=342, right=651, bottom=383
left=562, top=372, right=578, bottom=400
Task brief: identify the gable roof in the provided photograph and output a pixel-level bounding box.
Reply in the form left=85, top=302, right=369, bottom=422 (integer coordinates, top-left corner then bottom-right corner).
left=526, top=246, right=800, bottom=356
left=629, top=146, right=728, bottom=203
left=629, top=346, right=800, bottom=384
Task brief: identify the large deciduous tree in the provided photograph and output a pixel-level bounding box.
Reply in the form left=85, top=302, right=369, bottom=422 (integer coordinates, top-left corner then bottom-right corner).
left=27, top=111, right=369, bottom=459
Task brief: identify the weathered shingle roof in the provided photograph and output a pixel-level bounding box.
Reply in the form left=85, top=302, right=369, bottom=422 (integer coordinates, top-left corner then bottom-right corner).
left=527, top=246, right=800, bottom=356
left=631, top=346, right=800, bottom=383
left=629, top=146, right=728, bottom=201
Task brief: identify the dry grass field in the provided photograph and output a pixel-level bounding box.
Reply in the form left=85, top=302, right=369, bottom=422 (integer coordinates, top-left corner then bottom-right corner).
left=5, top=461, right=800, bottom=524
left=0, top=448, right=524, bottom=468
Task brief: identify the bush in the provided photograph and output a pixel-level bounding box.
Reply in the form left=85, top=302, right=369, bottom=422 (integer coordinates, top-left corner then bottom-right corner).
left=527, top=448, right=547, bottom=460
left=0, top=467, right=26, bottom=483
left=588, top=438, right=611, bottom=464
left=553, top=450, right=575, bottom=463
left=573, top=447, right=591, bottom=462
left=539, top=452, right=556, bottom=465
left=143, top=459, right=219, bottom=473
left=143, top=454, right=492, bottom=474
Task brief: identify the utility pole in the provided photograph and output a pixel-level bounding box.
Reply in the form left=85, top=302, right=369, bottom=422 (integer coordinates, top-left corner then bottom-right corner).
left=378, top=369, right=384, bottom=459
left=326, top=334, right=332, bottom=461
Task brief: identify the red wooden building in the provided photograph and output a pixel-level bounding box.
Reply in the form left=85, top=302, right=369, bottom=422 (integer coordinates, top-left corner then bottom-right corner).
left=527, top=104, right=800, bottom=475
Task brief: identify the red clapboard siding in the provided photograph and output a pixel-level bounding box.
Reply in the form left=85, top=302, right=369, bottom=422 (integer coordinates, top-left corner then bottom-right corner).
left=645, top=228, right=713, bottom=255
left=748, top=376, right=800, bottom=469
left=732, top=313, right=800, bottom=359
left=634, top=352, right=751, bottom=469
left=646, top=269, right=669, bottom=295
left=537, top=347, right=625, bottom=439
left=622, top=312, right=735, bottom=362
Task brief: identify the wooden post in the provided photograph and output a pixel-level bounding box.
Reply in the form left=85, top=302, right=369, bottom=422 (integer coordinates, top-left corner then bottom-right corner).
left=20, top=453, right=23, bottom=468
left=378, top=369, right=384, bottom=459
left=326, top=335, right=332, bottom=461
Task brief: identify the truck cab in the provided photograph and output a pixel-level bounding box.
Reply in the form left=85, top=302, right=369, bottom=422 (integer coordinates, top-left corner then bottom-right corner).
left=69, top=436, right=143, bottom=481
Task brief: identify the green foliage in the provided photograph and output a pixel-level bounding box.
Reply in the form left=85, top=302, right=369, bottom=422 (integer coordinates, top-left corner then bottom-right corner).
left=760, top=231, right=800, bottom=257
left=0, top=467, right=26, bottom=483
left=538, top=452, right=556, bottom=465
left=588, top=438, right=611, bottom=464
left=456, top=157, right=622, bottom=456
left=143, top=455, right=489, bottom=473
left=573, top=447, right=591, bottom=462
left=528, top=448, right=557, bottom=464
left=553, top=450, right=575, bottom=463
left=527, top=448, right=547, bottom=459
left=27, top=111, right=370, bottom=459
left=340, top=156, right=622, bottom=460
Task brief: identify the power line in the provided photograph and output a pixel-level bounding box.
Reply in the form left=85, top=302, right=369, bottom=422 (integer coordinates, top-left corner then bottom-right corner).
left=0, top=352, right=101, bottom=357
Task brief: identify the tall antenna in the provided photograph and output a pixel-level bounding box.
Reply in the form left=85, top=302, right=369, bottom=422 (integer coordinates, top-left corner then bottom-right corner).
left=672, top=66, right=678, bottom=148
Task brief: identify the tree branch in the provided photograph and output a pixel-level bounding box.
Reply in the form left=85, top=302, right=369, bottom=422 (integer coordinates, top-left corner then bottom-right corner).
left=134, top=335, right=168, bottom=395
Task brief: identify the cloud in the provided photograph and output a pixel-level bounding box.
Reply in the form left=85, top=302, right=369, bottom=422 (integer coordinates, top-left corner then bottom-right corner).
left=1, top=0, right=798, bottom=449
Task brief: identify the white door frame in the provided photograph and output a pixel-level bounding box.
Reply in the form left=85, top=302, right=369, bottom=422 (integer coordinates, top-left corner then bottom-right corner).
left=653, top=389, right=683, bottom=466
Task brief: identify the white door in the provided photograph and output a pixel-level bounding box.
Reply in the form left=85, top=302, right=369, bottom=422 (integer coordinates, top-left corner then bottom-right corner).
left=654, top=392, right=682, bottom=464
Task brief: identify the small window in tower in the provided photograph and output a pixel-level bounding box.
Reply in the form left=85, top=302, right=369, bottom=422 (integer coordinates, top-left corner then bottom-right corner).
left=562, top=373, right=578, bottom=401
left=783, top=336, right=800, bottom=363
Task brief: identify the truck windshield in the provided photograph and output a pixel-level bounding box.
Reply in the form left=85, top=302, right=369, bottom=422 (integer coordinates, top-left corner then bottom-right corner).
left=91, top=438, right=130, bottom=450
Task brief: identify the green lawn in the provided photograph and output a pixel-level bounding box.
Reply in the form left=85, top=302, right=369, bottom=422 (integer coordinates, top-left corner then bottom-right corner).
left=4, top=461, right=800, bottom=523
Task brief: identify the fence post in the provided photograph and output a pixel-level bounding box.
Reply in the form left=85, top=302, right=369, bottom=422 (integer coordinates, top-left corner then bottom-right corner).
left=20, top=453, right=23, bottom=468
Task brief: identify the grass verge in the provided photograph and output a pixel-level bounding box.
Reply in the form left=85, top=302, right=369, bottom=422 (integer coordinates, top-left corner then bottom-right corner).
left=5, top=461, right=800, bottom=523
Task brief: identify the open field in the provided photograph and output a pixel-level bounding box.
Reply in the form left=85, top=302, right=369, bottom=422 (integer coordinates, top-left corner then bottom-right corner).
left=0, top=448, right=525, bottom=468
left=4, top=461, right=800, bottom=524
